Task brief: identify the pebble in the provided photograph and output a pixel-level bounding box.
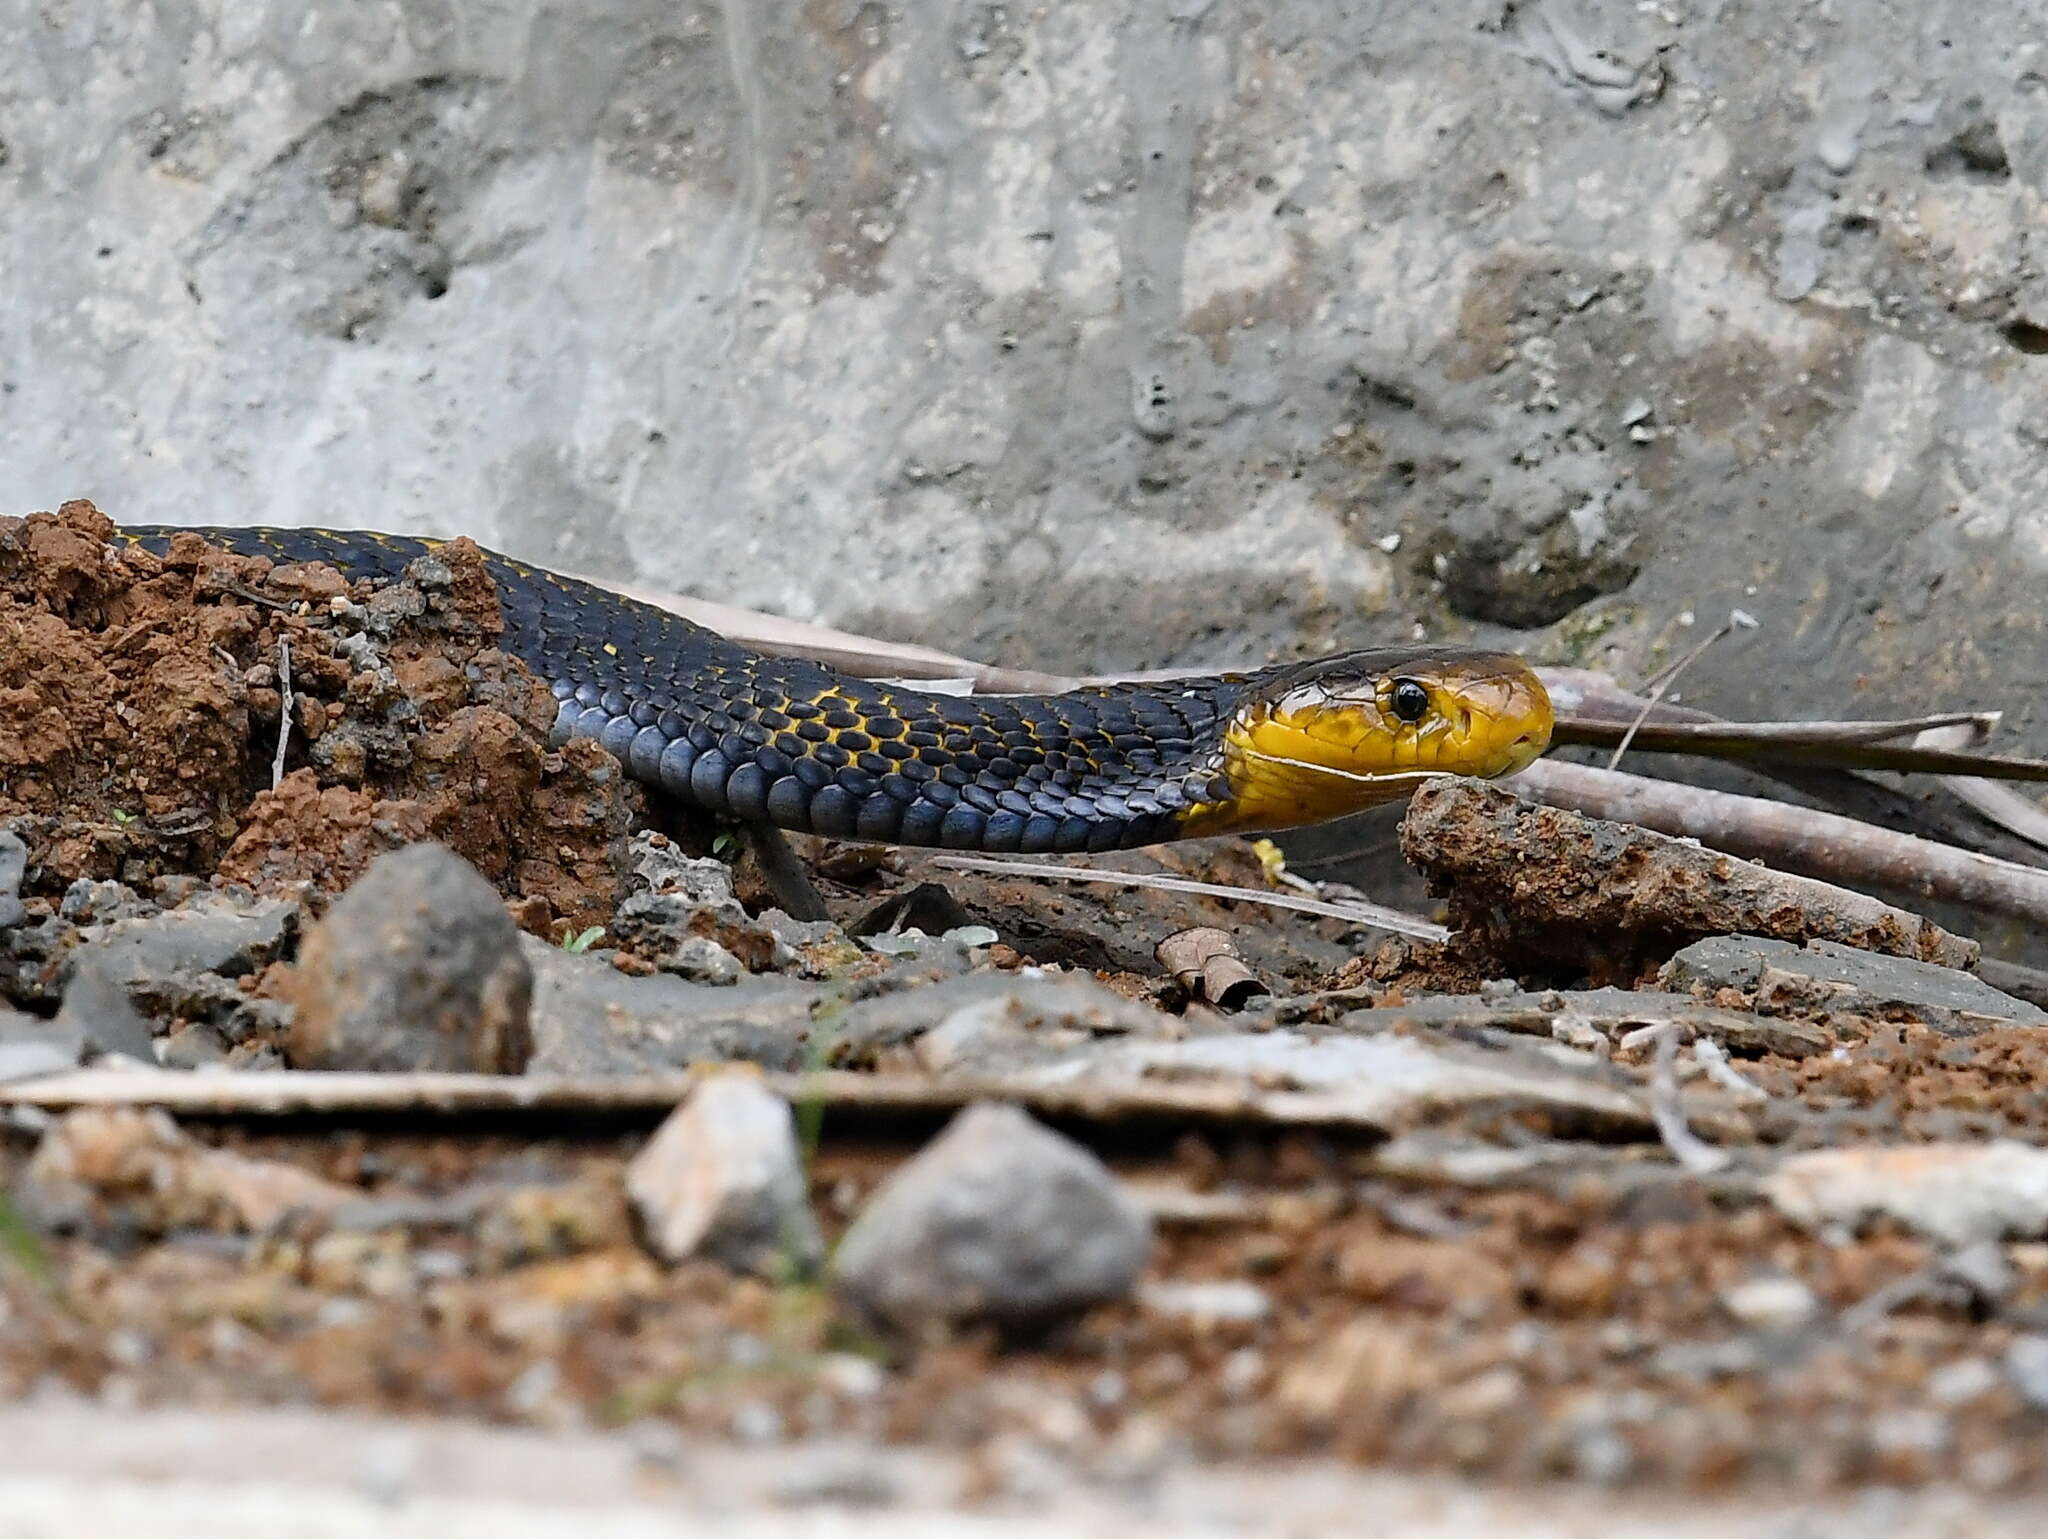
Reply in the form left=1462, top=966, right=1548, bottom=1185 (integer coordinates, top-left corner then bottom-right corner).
left=19, top=1105, right=353, bottom=1235
left=287, top=843, right=533, bottom=1073
left=2002, top=1334, right=2048, bottom=1411
left=1926, top=1356, right=2001, bottom=1407
left=1765, top=1142, right=2048, bottom=1247
left=665, top=935, right=743, bottom=986
left=0, top=831, right=26, bottom=930
left=53, top=954, right=158, bottom=1061
left=1138, top=1279, right=1273, bottom=1325
left=831, top=1102, right=1153, bottom=1336
left=625, top=1072, right=823, bottom=1277
left=0, top=1005, right=83, bottom=1080
left=1719, top=1274, right=1821, bottom=1332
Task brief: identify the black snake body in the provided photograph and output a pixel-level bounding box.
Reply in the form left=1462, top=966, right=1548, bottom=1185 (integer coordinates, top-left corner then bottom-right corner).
left=120, top=526, right=1551, bottom=853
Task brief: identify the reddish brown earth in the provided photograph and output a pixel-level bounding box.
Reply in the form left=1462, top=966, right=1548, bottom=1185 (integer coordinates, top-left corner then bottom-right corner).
left=0, top=500, right=638, bottom=934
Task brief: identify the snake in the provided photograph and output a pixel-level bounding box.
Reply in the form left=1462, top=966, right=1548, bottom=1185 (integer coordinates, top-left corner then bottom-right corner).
left=118, top=526, right=1554, bottom=854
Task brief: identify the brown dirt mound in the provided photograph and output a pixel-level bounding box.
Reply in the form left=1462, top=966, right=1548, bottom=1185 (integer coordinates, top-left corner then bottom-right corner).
left=0, top=500, right=641, bottom=933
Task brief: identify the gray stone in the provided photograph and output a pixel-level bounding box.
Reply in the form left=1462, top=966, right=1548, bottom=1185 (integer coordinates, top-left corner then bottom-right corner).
left=625, top=1073, right=822, bottom=1277
left=610, top=834, right=862, bottom=981
left=665, top=936, right=744, bottom=987
left=58, top=893, right=300, bottom=1048
left=628, top=836, right=741, bottom=915
left=832, top=1103, right=1152, bottom=1336
left=1765, top=1143, right=2048, bottom=1247
left=1719, top=1275, right=1821, bottom=1333
left=1138, top=1280, right=1272, bottom=1326
left=2002, top=1335, right=2048, bottom=1412
left=1662, top=935, right=2048, bottom=1033
left=835, top=971, right=1173, bottom=1072
left=1287, top=986, right=1831, bottom=1060
left=0, top=832, right=26, bottom=931
left=1023, top=1031, right=1652, bottom=1138
left=288, top=843, right=532, bottom=1073
left=56, top=879, right=154, bottom=927
left=0, top=1006, right=82, bottom=1080
left=522, top=935, right=825, bottom=1075
left=81, top=895, right=297, bottom=989
left=54, top=956, right=159, bottom=1062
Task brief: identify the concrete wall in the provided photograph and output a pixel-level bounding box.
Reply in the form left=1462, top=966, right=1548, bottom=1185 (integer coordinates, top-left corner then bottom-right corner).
left=6, top=0, right=2048, bottom=737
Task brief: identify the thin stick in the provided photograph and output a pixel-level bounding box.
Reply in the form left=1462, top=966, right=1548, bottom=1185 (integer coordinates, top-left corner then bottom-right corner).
left=1692, top=1036, right=1770, bottom=1103
left=1609, top=612, right=1752, bottom=770
left=1640, top=1022, right=1731, bottom=1175
left=271, top=638, right=293, bottom=791
left=925, top=854, right=1449, bottom=942
left=1916, top=722, right=2048, bottom=852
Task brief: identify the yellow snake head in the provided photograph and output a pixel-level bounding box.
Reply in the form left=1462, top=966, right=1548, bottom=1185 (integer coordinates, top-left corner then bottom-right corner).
left=1184, top=647, right=1553, bottom=835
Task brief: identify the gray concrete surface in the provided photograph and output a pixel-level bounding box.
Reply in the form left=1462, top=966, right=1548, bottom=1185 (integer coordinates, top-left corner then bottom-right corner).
left=5, top=0, right=2048, bottom=735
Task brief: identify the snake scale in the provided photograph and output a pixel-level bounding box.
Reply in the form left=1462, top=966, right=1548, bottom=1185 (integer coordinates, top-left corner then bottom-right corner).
left=120, top=526, right=1554, bottom=854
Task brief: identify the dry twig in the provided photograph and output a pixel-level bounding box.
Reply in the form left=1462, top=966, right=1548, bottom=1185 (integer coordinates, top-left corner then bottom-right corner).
left=1630, top=1022, right=1732, bottom=1175
left=271, top=637, right=293, bottom=791
left=1609, top=610, right=1755, bottom=770
left=925, top=854, right=1449, bottom=942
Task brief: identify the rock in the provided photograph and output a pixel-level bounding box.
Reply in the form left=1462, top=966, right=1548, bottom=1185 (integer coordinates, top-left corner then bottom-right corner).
left=629, top=835, right=742, bottom=913
left=522, top=935, right=826, bottom=1075
left=665, top=935, right=744, bottom=987
left=57, top=891, right=298, bottom=1055
left=288, top=843, right=532, bottom=1073
left=0, top=1006, right=82, bottom=1080
left=1764, top=1142, right=2048, bottom=1247
left=625, top=1073, right=822, bottom=1278
left=1719, top=1275, right=1821, bottom=1332
left=1024, top=1031, right=1653, bottom=1138
left=1662, top=935, right=2048, bottom=1033
left=52, top=954, right=159, bottom=1061
left=1286, top=986, right=1831, bottom=1060
left=837, top=971, right=1173, bottom=1071
left=831, top=1102, right=1152, bottom=1336
left=2002, top=1335, right=2048, bottom=1411
left=1400, top=780, right=1977, bottom=972
left=20, top=1106, right=353, bottom=1235
left=1138, top=1279, right=1272, bottom=1325
left=0, top=831, right=26, bottom=930
left=610, top=833, right=858, bottom=980
left=81, top=893, right=297, bottom=991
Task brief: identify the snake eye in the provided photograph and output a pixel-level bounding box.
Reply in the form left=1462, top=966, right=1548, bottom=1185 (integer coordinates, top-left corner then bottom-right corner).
left=1389, top=678, right=1430, bottom=724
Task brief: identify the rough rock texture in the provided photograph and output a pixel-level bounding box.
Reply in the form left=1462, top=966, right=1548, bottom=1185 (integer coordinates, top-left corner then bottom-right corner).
left=287, top=842, right=533, bottom=1073
left=1663, top=934, right=2048, bottom=1032
left=0, top=503, right=638, bottom=934
left=831, top=1102, right=1153, bottom=1337
left=7, top=2, right=2048, bottom=747
left=624, top=1073, right=823, bottom=1277
left=1765, top=1142, right=2048, bottom=1248
left=19, top=1106, right=354, bottom=1236
left=1401, top=779, right=1979, bottom=976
